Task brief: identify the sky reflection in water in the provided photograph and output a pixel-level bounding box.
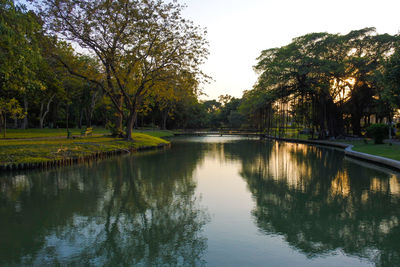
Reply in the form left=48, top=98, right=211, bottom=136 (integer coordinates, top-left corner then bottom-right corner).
left=0, top=137, right=399, bottom=266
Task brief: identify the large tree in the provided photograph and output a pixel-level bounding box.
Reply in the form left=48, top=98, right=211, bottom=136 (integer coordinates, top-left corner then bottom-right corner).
left=33, top=0, right=208, bottom=139
left=344, top=28, right=398, bottom=135
left=252, top=28, right=399, bottom=138
left=383, top=47, right=400, bottom=111
left=0, top=0, right=42, bottom=130
left=254, top=32, right=347, bottom=137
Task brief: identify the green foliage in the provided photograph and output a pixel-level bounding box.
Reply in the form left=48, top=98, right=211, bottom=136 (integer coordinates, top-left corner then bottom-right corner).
left=383, top=47, right=400, bottom=110
left=105, top=121, right=124, bottom=137
left=366, top=123, right=389, bottom=144
left=0, top=97, right=25, bottom=137
left=0, top=0, right=42, bottom=93
left=227, top=111, right=244, bottom=128
left=251, top=28, right=398, bottom=138
left=35, top=0, right=208, bottom=139
left=396, top=130, right=400, bottom=139
left=0, top=98, right=24, bottom=119
left=5, top=1, right=399, bottom=136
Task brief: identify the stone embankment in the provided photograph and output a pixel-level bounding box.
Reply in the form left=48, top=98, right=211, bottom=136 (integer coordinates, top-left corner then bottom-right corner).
left=266, top=136, right=400, bottom=171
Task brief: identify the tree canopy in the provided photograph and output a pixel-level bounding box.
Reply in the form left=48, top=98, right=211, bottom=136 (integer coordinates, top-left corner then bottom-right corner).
left=242, top=28, right=400, bottom=138
left=32, top=0, right=208, bottom=139
left=1, top=0, right=400, bottom=137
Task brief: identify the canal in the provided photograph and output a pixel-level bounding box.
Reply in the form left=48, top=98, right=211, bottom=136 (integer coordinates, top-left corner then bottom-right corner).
left=0, top=136, right=399, bottom=266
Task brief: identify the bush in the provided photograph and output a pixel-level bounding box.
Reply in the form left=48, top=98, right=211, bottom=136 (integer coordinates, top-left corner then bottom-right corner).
left=105, top=121, right=124, bottom=137
left=396, top=129, right=400, bottom=139
left=366, top=123, right=389, bottom=144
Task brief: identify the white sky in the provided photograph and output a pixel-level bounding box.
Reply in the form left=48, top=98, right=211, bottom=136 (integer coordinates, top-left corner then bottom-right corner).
left=20, top=0, right=400, bottom=100
left=181, top=0, right=400, bottom=100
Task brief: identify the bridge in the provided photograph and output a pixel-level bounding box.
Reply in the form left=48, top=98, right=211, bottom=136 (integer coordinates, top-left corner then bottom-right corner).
left=174, top=130, right=264, bottom=137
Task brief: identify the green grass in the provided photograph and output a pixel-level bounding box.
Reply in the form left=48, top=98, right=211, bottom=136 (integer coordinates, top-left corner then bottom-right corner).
left=0, top=133, right=169, bottom=165
left=333, top=140, right=400, bottom=161
left=353, top=144, right=400, bottom=161
left=134, top=129, right=176, bottom=138
left=279, top=133, right=310, bottom=140
left=272, top=133, right=400, bottom=162
left=2, top=128, right=110, bottom=139
left=1, top=128, right=177, bottom=139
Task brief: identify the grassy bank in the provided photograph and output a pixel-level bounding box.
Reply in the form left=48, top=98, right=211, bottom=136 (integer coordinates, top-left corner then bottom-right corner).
left=1, top=128, right=177, bottom=139
left=270, top=135, right=400, bottom=162
left=0, top=133, right=169, bottom=167
left=273, top=130, right=400, bottom=162
left=335, top=140, right=400, bottom=161
left=134, top=129, right=176, bottom=138
left=2, top=128, right=110, bottom=139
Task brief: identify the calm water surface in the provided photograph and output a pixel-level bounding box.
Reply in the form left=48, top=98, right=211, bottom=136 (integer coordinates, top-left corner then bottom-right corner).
left=1, top=136, right=400, bottom=266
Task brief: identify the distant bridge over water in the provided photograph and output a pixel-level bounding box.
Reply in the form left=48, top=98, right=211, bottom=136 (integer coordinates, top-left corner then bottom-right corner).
left=174, top=131, right=264, bottom=137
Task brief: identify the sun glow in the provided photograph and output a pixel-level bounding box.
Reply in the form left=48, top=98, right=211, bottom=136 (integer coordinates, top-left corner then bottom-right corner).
left=332, top=77, right=356, bottom=103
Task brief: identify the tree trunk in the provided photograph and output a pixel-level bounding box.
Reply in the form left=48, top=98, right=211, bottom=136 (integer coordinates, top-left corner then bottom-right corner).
left=161, top=109, right=169, bottom=130
left=125, top=111, right=137, bottom=140
left=66, top=103, right=69, bottom=137
left=105, top=65, right=123, bottom=136
left=39, top=94, right=56, bottom=129
left=39, top=102, right=44, bottom=128
left=79, top=109, right=84, bottom=129
left=351, top=113, right=362, bottom=136
left=326, top=99, right=344, bottom=138
left=3, top=115, right=6, bottom=138
left=115, top=94, right=123, bottom=136
left=87, top=90, right=98, bottom=128
left=21, top=96, right=28, bottom=129
left=133, top=112, right=138, bottom=129
left=13, top=116, right=18, bottom=128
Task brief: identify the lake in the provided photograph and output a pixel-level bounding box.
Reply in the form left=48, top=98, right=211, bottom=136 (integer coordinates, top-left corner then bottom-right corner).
left=0, top=136, right=399, bottom=266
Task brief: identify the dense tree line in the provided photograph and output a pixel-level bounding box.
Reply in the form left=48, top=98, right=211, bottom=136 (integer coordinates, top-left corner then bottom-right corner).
left=0, top=0, right=209, bottom=138
left=2, top=0, right=399, bottom=138
left=241, top=28, right=400, bottom=138
left=164, top=28, right=400, bottom=136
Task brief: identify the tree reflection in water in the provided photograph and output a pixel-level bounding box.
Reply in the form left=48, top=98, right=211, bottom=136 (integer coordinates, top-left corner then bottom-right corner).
left=235, top=141, right=400, bottom=267
left=1, top=138, right=400, bottom=266
left=0, top=143, right=209, bottom=266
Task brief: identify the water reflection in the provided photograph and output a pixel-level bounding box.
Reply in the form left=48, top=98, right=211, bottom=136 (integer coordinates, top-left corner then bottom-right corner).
left=1, top=137, right=400, bottom=266
left=236, top=141, right=400, bottom=266
left=0, top=144, right=209, bottom=266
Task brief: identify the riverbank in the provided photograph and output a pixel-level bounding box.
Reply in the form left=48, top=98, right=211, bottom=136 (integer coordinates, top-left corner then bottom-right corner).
left=0, top=133, right=170, bottom=171
left=2, top=128, right=177, bottom=139
left=267, top=136, right=400, bottom=171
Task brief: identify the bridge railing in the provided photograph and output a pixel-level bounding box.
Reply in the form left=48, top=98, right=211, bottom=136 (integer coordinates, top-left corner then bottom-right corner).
left=175, top=128, right=263, bottom=136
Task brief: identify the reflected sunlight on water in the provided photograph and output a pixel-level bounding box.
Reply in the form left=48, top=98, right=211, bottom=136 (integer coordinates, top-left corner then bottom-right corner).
left=0, top=137, right=399, bottom=266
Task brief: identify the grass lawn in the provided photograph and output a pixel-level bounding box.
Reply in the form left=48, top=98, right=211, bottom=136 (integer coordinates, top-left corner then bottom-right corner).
left=274, top=132, right=400, bottom=162
left=0, top=133, right=169, bottom=165
left=134, top=129, right=176, bottom=138
left=1, top=128, right=177, bottom=140
left=2, top=128, right=110, bottom=139
left=279, top=133, right=310, bottom=140
left=333, top=140, right=400, bottom=161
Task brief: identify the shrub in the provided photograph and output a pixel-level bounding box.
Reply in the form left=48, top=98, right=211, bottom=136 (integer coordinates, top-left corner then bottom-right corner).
left=105, top=121, right=124, bottom=137
left=366, top=123, right=389, bottom=144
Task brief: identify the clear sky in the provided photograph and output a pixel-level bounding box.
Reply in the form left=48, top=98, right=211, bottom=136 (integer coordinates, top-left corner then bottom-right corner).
left=181, top=0, right=400, bottom=100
